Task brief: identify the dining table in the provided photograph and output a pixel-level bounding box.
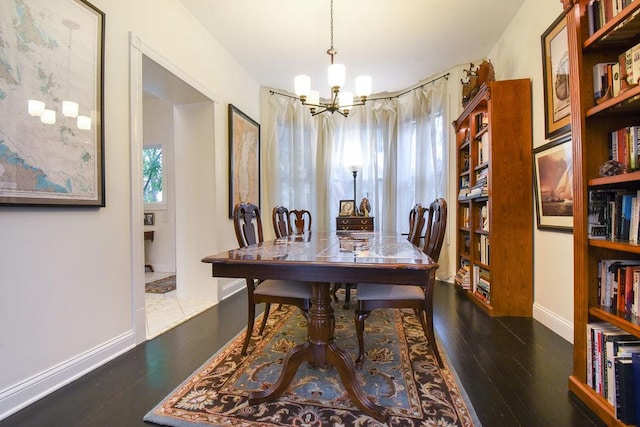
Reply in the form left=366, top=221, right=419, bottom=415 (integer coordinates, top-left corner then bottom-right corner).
left=201, top=231, right=438, bottom=423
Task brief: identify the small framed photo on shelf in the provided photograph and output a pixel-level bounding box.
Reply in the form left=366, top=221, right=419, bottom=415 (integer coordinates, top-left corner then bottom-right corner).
left=533, top=134, right=573, bottom=231
left=144, top=212, right=155, bottom=226
left=339, top=200, right=356, bottom=217
left=541, top=12, right=571, bottom=139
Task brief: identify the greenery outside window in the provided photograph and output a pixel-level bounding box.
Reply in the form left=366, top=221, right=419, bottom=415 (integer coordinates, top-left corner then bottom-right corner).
left=143, top=144, right=166, bottom=209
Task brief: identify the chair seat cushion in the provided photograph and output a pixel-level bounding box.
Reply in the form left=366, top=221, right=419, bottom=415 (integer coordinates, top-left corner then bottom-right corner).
left=255, top=279, right=313, bottom=298
left=356, top=283, right=424, bottom=301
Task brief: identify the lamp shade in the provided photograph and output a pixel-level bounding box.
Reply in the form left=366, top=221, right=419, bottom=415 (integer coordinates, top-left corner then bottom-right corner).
left=355, top=76, right=372, bottom=97
left=294, top=75, right=311, bottom=97
left=343, top=142, right=362, bottom=172
left=328, top=63, right=345, bottom=88
left=307, top=90, right=320, bottom=106
left=339, top=91, right=353, bottom=108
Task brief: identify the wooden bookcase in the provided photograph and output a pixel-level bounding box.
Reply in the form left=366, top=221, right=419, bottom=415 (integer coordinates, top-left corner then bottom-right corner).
left=565, top=0, right=640, bottom=425
left=452, top=79, right=533, bottom=317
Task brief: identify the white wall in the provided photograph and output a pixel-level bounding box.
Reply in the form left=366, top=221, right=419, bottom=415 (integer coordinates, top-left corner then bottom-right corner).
left=487, top=0, right=574, bottom=342
left=0, top=0, right=258, bottom=419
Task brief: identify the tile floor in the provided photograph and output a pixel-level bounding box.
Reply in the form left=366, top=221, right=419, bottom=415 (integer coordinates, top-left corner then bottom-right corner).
left=145, top=272, right=215, bottom=339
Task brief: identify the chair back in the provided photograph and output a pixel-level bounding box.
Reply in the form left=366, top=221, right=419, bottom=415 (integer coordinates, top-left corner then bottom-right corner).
left=407, top=204, right=427, bottom=246
left=422, top=198, right=447, bottom=262
left=289, top=209, right=312, bottom=234
left=233, top=202, right=264, bottom=248
left=272, top=206, right=292, bottom=238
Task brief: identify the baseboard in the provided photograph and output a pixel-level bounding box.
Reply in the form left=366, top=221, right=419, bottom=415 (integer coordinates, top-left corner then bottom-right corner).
left=219, top=278, right=245, bottom=300
left=532, top=302, right=574, bottom=344
left=0, top=331, right=136, bottom=421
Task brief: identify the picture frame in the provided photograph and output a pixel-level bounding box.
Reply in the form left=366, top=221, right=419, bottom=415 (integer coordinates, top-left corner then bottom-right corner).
left=533, top=134, right=573, bottom=231
left=339, top=199, right=356, bottom=217
left=228, top=104, right=260, bottom=217
left=0, top=0, right=105, bottom=206
left=144, top=212, right=155, bottom=226
left=541, top=12, right=571, bottom=140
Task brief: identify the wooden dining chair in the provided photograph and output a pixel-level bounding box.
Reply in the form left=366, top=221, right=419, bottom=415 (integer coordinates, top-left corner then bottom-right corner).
left=233, top=202, right=313, bottom=355
left=354, top=198, right=448, bottom=368
left=272, top=205, right=293, bottom=238
left=407, top=203, right=427, bottom=246
left=289, top=209, right=312, bottom=234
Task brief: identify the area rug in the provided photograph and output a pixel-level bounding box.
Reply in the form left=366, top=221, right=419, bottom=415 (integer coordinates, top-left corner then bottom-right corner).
left=145, top=275, right=176, bottom=294
left=144, top=301, right=480, bottom=426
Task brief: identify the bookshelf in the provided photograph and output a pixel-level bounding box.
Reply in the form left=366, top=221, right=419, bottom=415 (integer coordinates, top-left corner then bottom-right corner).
left=565, top=0, right=640, bottom=425
left=452, top=79, right=533, bottom=317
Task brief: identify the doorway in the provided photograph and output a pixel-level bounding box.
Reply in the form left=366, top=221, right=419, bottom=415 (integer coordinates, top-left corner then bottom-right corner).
left=131, top=41, right=219, bottom=343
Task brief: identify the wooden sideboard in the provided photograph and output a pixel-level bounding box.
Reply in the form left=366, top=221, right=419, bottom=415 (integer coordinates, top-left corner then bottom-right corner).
left=336, top=216, right=374, bottom=231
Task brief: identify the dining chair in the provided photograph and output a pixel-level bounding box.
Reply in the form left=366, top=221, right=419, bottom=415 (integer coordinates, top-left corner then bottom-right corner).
left=289, top=209, right=312, bottom=234
left=354, top=198, right=448, bottom=368
left=272, top=205, right=293, bottom=238
left=233, top=202, right=313, bottom=355
left=407, top=203, right=427, bottom=246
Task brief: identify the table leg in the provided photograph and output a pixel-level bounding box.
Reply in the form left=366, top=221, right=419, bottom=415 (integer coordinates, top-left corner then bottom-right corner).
left=247, top=282, right=389, bottom=423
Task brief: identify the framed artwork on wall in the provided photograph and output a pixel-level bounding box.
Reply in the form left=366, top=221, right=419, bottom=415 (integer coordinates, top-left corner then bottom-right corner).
left=228, top=104, right=260, bottom=217
left=0, top=0, right=105, bottom=206
left=533, top=134, right=573, bottom=231
left=541, top=12, right=571, bottom=140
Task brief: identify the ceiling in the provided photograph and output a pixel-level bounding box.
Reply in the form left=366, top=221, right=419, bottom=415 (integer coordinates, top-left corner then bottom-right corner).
left=179, top=0, right=526, bottom=97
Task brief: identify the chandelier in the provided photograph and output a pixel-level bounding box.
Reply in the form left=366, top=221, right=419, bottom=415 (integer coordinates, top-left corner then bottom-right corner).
left=293, top=0, right=371, bottom=117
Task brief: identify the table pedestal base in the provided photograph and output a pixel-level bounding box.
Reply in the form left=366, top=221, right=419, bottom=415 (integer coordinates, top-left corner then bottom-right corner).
left=248, top=282, right=389, bottom=423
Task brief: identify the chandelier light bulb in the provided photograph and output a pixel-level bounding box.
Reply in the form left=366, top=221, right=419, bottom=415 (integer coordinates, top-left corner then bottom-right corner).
left=339, top=91, right=353, bottom=108
left=62, top=100, right=79, bottom=118
left=307, top=90, right=320, bottom=106
left=40, top=109, right=56, bottom=125
left=77, top=115, right=92, bottom=130
left=328, top=63, right=345, bottom=88
left=28, top=100, right=45, bottom=117
left=356, top=76, right=372, bottom=98
left=294, top=75, right=311, bottom=98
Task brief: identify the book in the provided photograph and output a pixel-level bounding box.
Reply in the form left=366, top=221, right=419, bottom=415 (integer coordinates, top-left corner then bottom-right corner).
left=615, top=357, right=636, bottom=423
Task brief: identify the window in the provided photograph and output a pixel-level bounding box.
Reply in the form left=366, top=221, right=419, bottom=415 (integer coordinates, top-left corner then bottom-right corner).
left=143, top=145, right=165, bottom=206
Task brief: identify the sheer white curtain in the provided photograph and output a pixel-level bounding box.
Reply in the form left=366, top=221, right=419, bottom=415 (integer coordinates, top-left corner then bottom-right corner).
left=262, top=77, right=448, bottom=259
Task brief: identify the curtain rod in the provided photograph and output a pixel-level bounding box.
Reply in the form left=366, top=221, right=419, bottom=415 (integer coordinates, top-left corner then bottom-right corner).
left=269, top=72, right=450, bottom=103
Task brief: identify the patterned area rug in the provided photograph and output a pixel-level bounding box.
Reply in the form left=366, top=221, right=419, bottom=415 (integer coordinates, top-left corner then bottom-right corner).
left=144, top=300, right=479, bottom=426
left=145, top=275, right=176, bottom=294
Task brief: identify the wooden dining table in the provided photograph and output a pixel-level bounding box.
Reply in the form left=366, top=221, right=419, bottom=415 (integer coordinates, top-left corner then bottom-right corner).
left=201, top=231, right=438, bottom=423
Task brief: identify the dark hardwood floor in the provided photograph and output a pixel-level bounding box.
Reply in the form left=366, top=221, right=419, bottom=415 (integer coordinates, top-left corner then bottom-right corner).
left=0, top=281, right=604, bottom=427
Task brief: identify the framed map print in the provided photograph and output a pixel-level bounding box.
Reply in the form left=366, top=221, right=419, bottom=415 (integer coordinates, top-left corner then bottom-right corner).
left=228, top=104, right=260, bottom=217
left=0, top=0, right=105, bottom=206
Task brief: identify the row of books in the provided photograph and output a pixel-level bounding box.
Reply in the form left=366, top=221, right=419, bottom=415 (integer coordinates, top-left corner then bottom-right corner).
left=609, top=125, right=640, bottom=172
left=461, top=206, right=470, bottom=228
left=598, top=260, right=640, bottom=316
left=592, top=40, right=640, bottom=104
left=588, top=0, right=636, bottom=36
left=479, top=204, right=489, bottom=232
left=588, top=189, right=640, bottom=242
left=587, top=322, right=640, bottom=425
left=454, top=264, right=471, bottom=290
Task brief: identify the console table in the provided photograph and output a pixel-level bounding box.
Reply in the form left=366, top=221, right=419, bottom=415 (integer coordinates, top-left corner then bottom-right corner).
left=336, top=216, right=374, bottom=231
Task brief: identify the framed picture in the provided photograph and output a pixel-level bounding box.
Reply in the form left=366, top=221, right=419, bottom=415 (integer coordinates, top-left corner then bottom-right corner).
left=144, top=212, right=155, bottom=226
left=533, top=134, right=573, bottom=231
left=339, top=200, right=356, bottom=217
left=228, top=104, right=260, bottom=217
left=541, top=12, right=571, bottom=139
left=0, top=0, right=105, bottom=206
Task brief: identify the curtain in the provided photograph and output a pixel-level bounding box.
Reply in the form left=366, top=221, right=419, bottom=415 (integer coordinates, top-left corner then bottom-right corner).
left=262, top=77, right=449, bottom=272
